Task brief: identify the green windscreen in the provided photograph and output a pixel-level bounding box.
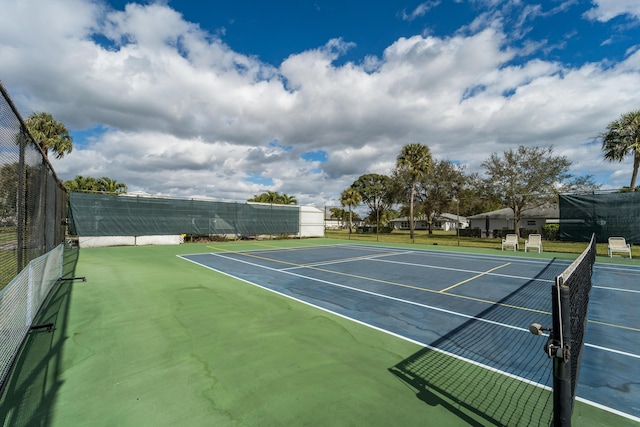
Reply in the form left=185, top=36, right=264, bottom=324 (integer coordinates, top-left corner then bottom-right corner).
left=68, top=192, right=300, bottom=236
left=559, top=192, right=640, bottom=243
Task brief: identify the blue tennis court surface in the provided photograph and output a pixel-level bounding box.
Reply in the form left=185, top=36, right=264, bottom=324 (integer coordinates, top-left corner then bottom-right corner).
left=179, top=243, right=640, bottom=423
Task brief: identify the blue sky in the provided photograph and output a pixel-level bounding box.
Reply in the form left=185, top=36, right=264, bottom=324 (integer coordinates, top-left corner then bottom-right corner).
left=1, top=0, right=640, bottom=206
left=153, top=0, right=640, bottom=68
left=119, top=1, right=637, bottom=68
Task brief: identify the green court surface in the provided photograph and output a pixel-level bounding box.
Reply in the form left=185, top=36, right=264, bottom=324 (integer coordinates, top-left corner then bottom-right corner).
left=1, top=239, right=637, bottom=426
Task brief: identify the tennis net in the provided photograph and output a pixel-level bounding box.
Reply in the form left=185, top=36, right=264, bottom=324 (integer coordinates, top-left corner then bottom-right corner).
left=548, top=233, right=596, bottom=426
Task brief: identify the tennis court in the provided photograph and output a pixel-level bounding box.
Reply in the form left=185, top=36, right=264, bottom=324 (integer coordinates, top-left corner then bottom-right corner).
left=180, top=241, right=640, bottom=424
left=1, top=239, right=639, bottom=426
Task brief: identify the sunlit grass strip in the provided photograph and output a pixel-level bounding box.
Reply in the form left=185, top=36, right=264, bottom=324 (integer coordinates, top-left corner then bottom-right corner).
left=325, top=229, right=639, bottom=258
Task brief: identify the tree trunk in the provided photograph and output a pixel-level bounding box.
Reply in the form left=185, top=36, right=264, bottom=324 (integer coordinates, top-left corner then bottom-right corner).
left=409, top=185, right=415, bottom=239
left=630, top=151, right=640, bottom=191
left=514, top=207, right=521, bottom=238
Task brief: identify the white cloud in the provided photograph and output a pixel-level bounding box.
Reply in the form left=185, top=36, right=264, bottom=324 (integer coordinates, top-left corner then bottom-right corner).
left=400, top=1, right=441, bottom=21
left=584, top=0, right=640, bottom=22
left=2, top=0, right=640, bottom=208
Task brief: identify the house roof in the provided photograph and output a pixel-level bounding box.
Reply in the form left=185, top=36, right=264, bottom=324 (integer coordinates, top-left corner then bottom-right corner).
left=439, top=213, right=469, bottom=222
left=467, top=206, right=559, bottom=220
left=389, top=213, right=468, bottom=222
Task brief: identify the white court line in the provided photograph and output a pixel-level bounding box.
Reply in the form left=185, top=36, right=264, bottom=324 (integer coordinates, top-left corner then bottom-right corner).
left=281, top=250, right=411, bottom=270
left=196, top=252, right=531, bottom=333
left=185, top=252, right=639, bottom=360
left=585, top=342, right=640, bottom=359
left=593, top=264, right=640, bottom=273
left=592, top=285, right=640, bottom=294
left=178, top=252, right=640, bottom=423
left=344, top=243, right=640, bottom=280
left=177, top=253, right=547, bottom=386
left=281, top=248, right=556, bottom=283
left=367, top=257, right=555, bottom=283
left=271, top=245, right=638, bottom=298
left=344, top=243, right=575, bottom=266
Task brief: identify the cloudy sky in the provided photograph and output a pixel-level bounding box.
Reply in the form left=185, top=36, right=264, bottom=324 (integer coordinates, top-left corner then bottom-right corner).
left=1, top=0, right=640, bottom=207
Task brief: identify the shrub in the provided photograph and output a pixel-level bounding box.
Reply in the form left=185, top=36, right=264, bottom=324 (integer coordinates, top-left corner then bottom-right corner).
left=459, top=228, right=481, bottom=237
left=493, top=229, right=539, bottom=239
left=493, top=229, right=514, bottom=239
left=519, top=229, right=539, bottom=238
left=357, top=225, right=393, bottom=234
left=542, top=224, right=559, bottom=241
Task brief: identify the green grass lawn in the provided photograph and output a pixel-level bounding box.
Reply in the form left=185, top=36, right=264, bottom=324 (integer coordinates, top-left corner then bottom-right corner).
left=0, top=251, right=17, bottom=291
left=325, top=229, right=640, bottom=259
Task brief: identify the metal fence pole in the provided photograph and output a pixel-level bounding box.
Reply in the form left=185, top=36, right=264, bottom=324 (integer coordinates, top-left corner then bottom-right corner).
left=16, top=129, right=26, bottom=273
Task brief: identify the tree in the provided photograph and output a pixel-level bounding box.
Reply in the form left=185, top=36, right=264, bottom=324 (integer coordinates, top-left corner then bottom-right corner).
left=329, top=207, right=347, bottom=228
left=340, top=187, right=362, bottom=234
left=415, top=159, right=466, bottom=234
left=64, top=176, right=100, bottom=192
left=97, top=177, right=128, bottom=194
left=377, top=208, right=399, bottom=226
left=248, top=191, right=297, bottom=205
left=24, top=112, right=73, bottom=159
left=279, top=193, right=298, bottom=205
left=350, top=174, right=394, bottom=230
left=457, top=172, right=501, bottom=217
left=249, top=191, right=279, bottom=203
left=393, top=143, right=432, bottom=239
left=600, top=110, right=640, bottom=191
left=64, top=175, right=128, bottom=194
left=482, top=145, right=598, bottom=238
left=0, top=163, right=19, bottom=218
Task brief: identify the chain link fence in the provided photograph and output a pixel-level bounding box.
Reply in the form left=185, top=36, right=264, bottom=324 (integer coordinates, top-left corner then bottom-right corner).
left=0, top=81, right=67, bottom=395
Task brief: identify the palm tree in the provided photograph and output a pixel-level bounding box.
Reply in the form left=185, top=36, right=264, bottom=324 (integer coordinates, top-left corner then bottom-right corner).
left=248, top=191, right=297, bottom=205
left=395, top=143, right=432, bottom=239
left=24, top=112, right=73, bottom=159
left=601, top=110, right=640, bottom=191
left=64, top=175, right=128, bottom=194
left=64, top=175, right=100, bottom=192
left=340, top=187, right=362, bottom=235
left=248, top=191, right=278, bottom=203
left=279, top=193, right=298, bottom=205
left=329, top=207, right=347, bottom=228
left=98, top=177, right=128, bottom=194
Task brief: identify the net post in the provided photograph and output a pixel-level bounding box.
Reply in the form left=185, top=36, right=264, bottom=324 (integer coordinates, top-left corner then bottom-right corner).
left=551, top=275, right=573, bottom=426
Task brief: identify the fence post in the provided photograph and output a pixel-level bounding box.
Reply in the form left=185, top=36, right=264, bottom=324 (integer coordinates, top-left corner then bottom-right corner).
left=17, top=129, right=26, bottom=273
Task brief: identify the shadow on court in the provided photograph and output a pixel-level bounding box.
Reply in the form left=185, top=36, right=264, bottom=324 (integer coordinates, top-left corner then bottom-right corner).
left=389, top=260, right=561, bottom=427
left=0, top=247, right=80, bottom=427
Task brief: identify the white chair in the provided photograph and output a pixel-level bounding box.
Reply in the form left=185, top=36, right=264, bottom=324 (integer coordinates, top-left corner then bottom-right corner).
left=524, top=234, right=543, bottom=253
left=608, top=237, right=631, bottom=258
left=502, top=234, right=518, bottom=251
